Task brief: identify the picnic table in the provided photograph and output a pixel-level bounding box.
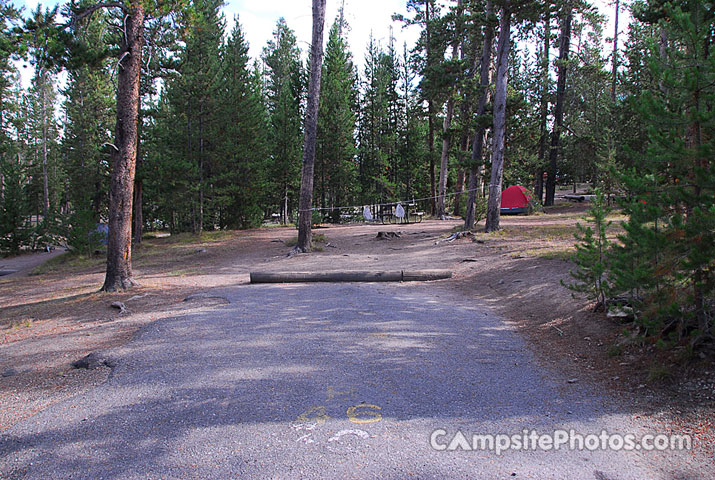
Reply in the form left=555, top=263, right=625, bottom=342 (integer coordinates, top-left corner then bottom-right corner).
left=377, top=203, right=423, bottom=224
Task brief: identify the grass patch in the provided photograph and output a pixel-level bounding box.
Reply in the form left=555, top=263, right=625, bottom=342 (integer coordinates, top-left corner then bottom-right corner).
left=285, top=233, right=327, bottom=248
left=521, top=224, right=577, bottom=242
left=157, top=230, right=236, bottom=245
left=31, top=252, right=105, bottom=276
left=142, top=231, right=171, bottom=239
left=470, top=229, right=510, bottom=242
left=165, top=268, right=200, bottom=277
left=9, top=318, right=33, bottom=329
left=512, top=246, right=575, bottom=261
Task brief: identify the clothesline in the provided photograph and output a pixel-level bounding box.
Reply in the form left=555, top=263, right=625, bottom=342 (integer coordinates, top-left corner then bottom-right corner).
left=299, top=187, right=482, bottom=213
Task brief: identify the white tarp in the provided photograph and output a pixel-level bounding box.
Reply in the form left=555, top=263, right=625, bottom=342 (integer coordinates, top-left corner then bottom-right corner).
left=395, top=203, right=405, bottom=219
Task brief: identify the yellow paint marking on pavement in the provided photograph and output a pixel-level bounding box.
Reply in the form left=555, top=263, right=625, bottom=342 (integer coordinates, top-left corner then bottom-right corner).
left=347, top=404, right=382, bottom=424
left=295, top=406, right=329, bottom=424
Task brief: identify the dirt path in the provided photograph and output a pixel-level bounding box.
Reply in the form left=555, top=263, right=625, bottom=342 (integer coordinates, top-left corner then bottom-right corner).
left=0, top=249, right=68, bottom=277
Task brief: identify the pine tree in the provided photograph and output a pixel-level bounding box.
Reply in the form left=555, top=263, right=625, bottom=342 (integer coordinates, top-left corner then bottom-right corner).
left=66, top=0, right=191, bottom=291
left=166, top=0, right=223, bottom=233
left=358, top=36, right=401, bottom=204
left=395, top=0, right=444, bottom=214
left=24, top=5, right=63, bottom=223
left=315, top=18, right=358, bottom=222
left=24, top=69, right=61, bottom=229
left=213, top=19, right=270, bottom=229
left=611, top=2, right=715, bottom=345
left=61, top=7, right=114, bottom=251
left=295, top=0, right=327, bottom=253
left=263, top=18, right=303, bottom=225
left=563, top=189, right=612, bottom=309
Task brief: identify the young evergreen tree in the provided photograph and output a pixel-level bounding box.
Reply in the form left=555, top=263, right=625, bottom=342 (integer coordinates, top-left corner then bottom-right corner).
left=611, top=2, right=715, bottom=345
left=563, top=189, right=612, bottom=309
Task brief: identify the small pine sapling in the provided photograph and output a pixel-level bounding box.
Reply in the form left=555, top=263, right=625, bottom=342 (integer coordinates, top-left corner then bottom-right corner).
left=562, top=189, right=612, bottom=310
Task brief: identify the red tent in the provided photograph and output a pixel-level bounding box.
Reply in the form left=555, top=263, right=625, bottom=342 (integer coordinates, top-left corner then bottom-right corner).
left=500, top=185, right=531, bottom=214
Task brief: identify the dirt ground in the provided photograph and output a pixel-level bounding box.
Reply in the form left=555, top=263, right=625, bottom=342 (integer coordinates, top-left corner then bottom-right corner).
left=1, top=201, right=713, bottom=463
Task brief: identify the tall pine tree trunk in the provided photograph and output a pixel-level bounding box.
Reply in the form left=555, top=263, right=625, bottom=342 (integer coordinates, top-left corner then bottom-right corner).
left=102, top=4, right=144, bottom=292
left=464, top=0, right=494, bottom=230
left=41, top=73, right=50, bottom=220
left=425, top=0, right=436, bottom=215
left=436, top=0, right=463, bottom=219
left=535, top=8, right=550, bottom=204
left=436, top=97, right=455, bottom=219
left=545, top=9, right=572, bottom=207
left=198, top=112, right=204, bottom=234
left=611, top=0, right=619, bottom=101
left=134, top=115, right=143, bottom=244
left=296, top=0, right=327, bottom=252
left=484, top=2, right=511, bottom=233
left=133, top=177, right=142, bottom=244
left=428, top=103, right=436, bottom=214
left=454, top=167, right=465, bottom=216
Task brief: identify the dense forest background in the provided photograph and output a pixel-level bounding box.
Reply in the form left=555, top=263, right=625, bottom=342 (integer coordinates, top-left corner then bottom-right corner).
left=0, top=1, right=713, bottom=344
left=0, top=0, right=655, bottom=240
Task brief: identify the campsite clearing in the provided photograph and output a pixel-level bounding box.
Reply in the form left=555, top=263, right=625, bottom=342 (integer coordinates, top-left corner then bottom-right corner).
left=0, top=203, right=713, bottom=473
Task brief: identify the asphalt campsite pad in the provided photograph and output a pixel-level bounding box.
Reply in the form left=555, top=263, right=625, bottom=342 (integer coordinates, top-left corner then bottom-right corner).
left=0, top=282, right=682, bottom=479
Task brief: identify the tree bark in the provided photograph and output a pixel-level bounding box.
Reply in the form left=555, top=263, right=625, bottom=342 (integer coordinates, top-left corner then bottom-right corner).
left=436, top=97, right=455, bottom=219
left=611, top=0, right=619, bottom=102
left=428, top=102, right=436, bottom=214
left=454, top=167, right=465, bottom=216
left=658, top=28, right=669, bottom=95
left=436, top=0, right=463, bottom=219
left=464, top=0, right=494, bottom=230
left=41, top=72, right=50, bottom=220
left=425, top=0, right=436, bottom=215
left=198, top=109, right=204, bottom=234
left=134, top=112, right=143, bottom=245
left=535, top=7, right=550, bottom=204
left=133, top=178, right=143, bottom=244
left=545, top=9, right=572, bottom=207
left=102, top=4, right=144, bottom=292
left=484, top=2, right=511, bottom=233
left=296, top=0, right=327, bottom=253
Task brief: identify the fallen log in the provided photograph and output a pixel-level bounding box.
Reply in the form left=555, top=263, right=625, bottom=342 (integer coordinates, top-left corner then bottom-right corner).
left=250, top=270, right=452, bottom=284
left=401, top=270, right=453, bottom=282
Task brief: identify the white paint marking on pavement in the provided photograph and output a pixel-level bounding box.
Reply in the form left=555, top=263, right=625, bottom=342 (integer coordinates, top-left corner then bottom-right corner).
left=296, top=434, right=315, bottom=444
left=291, top=422, right=319, bottom=431
left=328, top=429, right=370, bottom=442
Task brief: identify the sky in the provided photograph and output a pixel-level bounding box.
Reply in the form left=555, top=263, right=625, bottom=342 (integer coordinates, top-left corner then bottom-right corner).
left=13, top=0, right=630, bottom=91
left=223, top=0, right=421, bottom=66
